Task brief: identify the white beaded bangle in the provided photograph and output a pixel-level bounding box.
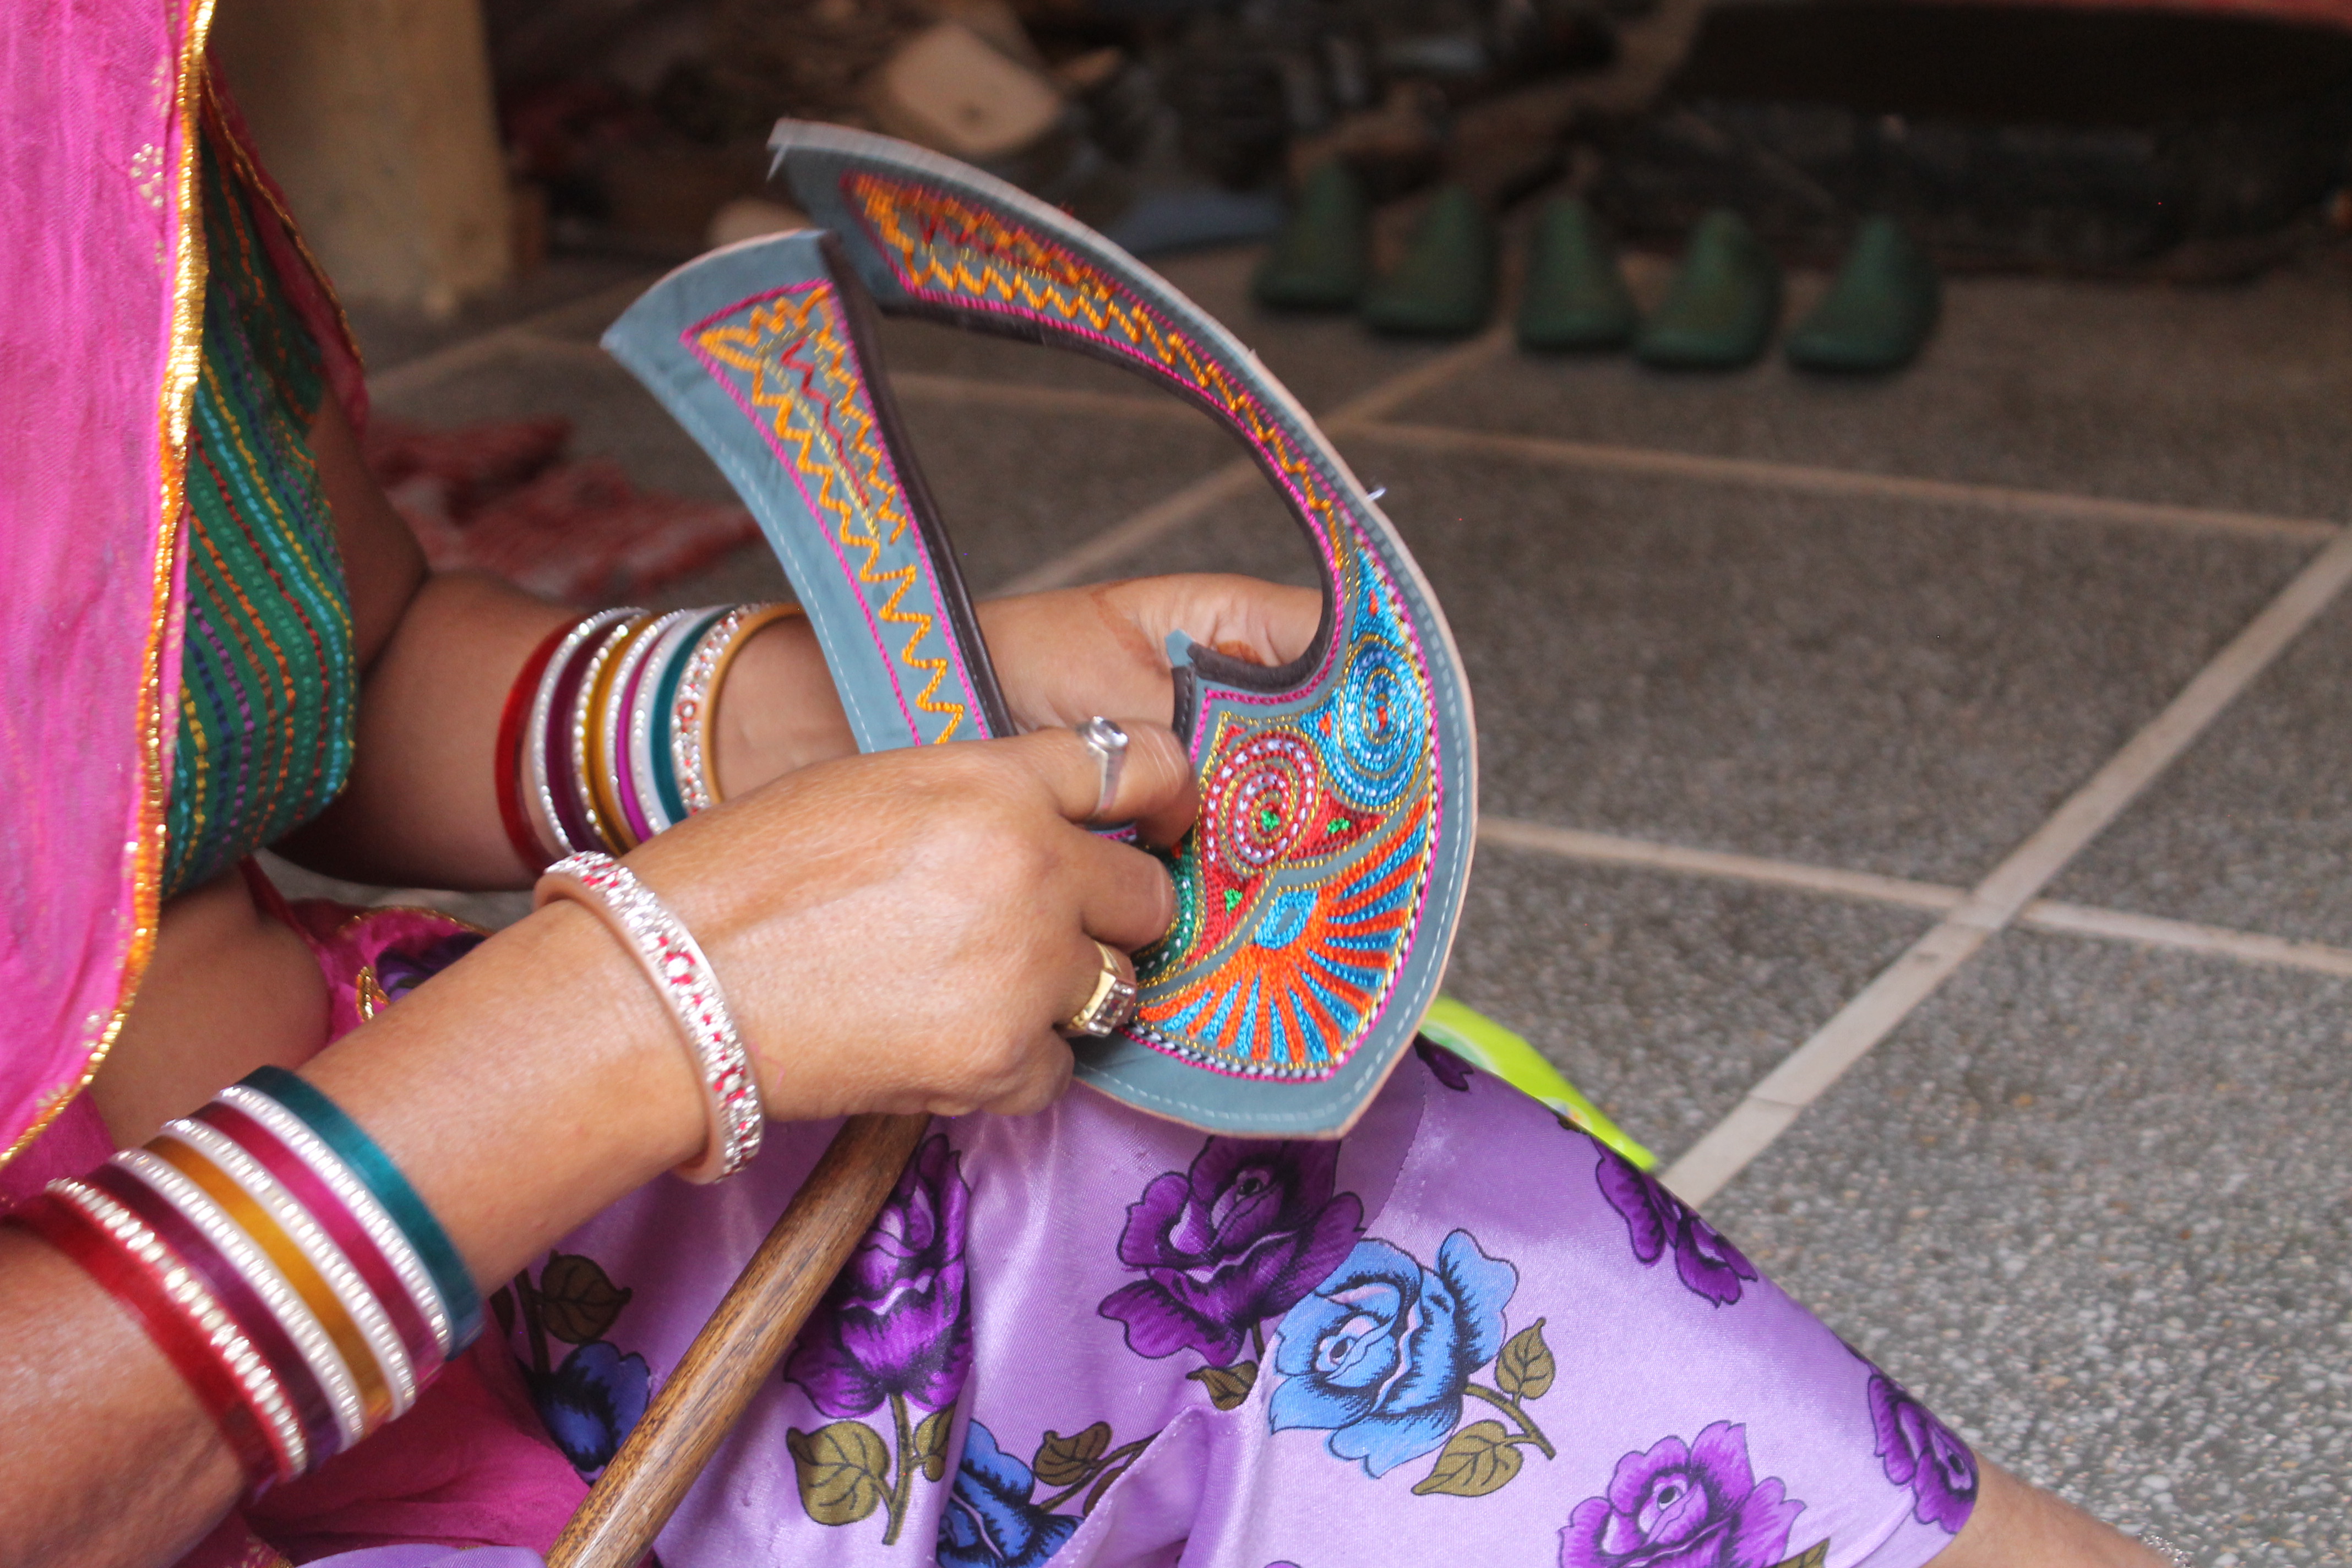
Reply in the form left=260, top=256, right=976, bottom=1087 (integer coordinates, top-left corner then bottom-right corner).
left=162, top=1118, right=420, bottom=1420
left=533, top=852, right=764, bottom=1182
left=669, top=603, right=796, bottom=815
left=525, top=609, right=636, bottom=862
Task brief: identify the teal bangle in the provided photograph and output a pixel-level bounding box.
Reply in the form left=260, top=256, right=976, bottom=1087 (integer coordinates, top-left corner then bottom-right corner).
left=242, top=1065, right=483, bottom=1350
left=650, top=607, right=727, bottom=825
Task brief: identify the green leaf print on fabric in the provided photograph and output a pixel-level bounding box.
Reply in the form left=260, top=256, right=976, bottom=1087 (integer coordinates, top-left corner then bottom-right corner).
left=1495, top=1319, right=1556, bottom=1401
left=1187, top=1361, right=1260, bottom=1411
left=1411, top=1421, right=1524, bottom=1497
left=788, top=1419, right=894, bottom=1527
left=535, top=1253, right=632, bottom=1344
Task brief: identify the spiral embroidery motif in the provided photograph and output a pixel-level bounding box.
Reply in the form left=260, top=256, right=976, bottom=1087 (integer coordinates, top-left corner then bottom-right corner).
left=843, top=173, right=1442, bottom=1079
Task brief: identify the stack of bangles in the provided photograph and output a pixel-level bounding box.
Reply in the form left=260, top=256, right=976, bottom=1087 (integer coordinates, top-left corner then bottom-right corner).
left=6, top=849, right=770, bottom=1493
left=1, top=605, right=801, bottom=1495
left=5, top=1068, right=481, bottom=1494
left=496, top=601, right=801, bottom=869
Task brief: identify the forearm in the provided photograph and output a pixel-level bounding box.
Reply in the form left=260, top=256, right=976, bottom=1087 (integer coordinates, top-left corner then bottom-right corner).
left=0, top=900, right=701, bottom=1568
left=278, top=573, right=854, bottom=890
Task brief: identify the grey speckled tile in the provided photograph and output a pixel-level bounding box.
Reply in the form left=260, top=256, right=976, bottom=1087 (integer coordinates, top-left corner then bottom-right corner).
left=1392, top=265, right=2352, bottom=521
left=2053, top=589, right=2352, bottom=951
left=1708, top=932, right=2352, bottom=1566
left=1441, top=848, right=1934, bottom=1165
left=350, top=257, right=662, bottom=372
left=1126, top=445, right=2314, bottom=886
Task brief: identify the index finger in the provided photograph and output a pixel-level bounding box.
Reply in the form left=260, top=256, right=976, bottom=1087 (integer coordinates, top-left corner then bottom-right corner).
left=1005, top=720, right=1197, bottom=850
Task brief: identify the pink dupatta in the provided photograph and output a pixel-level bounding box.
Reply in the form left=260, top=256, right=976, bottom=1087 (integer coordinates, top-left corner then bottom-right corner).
left=0, top=1, right=364, bottom=1178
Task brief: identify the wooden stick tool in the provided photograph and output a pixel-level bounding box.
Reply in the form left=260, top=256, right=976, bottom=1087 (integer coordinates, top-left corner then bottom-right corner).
left=546, top=1112, right=932, bottom=1568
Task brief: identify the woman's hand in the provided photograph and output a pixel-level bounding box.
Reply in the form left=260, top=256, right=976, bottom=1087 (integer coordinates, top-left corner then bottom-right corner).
left=631, top=719, right=1197, bottom=1123
left=977, top=574, right=1322, bottom=733
left=714, top=574, right=1322, bottom=797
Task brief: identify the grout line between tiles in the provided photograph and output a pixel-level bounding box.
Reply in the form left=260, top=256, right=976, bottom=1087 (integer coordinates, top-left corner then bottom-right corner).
left=1477, top=819, right=1964, bottom=913
left=1345, top=421, right=2345, bottom=545
left=1660, top=526, right=2352, bottom=1205
left=859, top=364, right=2350, bottom=548
left=1479, top=818, right=2352, bottom=979
left=993, top=330, right=1511, bottom=595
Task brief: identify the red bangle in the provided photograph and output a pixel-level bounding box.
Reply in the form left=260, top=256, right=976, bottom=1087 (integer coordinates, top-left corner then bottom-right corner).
left=497, top=620, right=577, bottom=875
left=8, top=1194, right=283, bottom=1488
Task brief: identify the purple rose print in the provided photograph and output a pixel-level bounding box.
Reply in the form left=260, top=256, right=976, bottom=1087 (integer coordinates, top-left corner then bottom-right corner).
left=1268, top=1230, right=1518, bottom=1478
left=1868, top=1375, right=1978, bottom=1533
left=1416, top=1038, right=1473, bottom=1091
left=1559, top=1422, right=1803, bottom=1568
left=1098, top=1137, right=1364, bottom=1365
left=533, top=1341, right=650, bottom=1476
left=1595, top=1144, right=1758, bottom=1307
left=787, top=1133, right=972, bottom=1417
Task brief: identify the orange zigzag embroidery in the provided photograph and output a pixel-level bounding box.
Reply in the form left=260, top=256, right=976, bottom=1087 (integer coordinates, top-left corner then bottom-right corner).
left=699, top=290, right=965, bottom=741
left=848, top=176, right=1346, bottom=562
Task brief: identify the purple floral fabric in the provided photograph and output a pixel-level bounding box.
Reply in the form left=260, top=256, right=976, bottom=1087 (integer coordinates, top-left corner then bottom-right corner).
left=1416, top=1038, right=1473, bottom=1091
left=1868, top=1375, right=1978, bottom=1533
left=1098, top=1137, right=1364, bottom=1365
left=532, top=1341, right=650, bottom=1475
left=1559, top=1422, right=1803, bottom=1568
left=1595, top=1144, right=1760, bottom=1307
left=1267, top=1229, right=1518, bottom=1477
left=532, top=1028, right=1980, bottom=1567
left=787, top=1133, right=973, bottom=1417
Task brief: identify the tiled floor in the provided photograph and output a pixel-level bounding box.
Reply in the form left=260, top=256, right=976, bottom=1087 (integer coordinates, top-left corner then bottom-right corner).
left=335, top=243, right=2352, bottom=1564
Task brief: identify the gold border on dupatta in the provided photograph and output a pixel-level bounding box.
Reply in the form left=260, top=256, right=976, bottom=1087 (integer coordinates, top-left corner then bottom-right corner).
left=1, top=0, right=219, bottom=1169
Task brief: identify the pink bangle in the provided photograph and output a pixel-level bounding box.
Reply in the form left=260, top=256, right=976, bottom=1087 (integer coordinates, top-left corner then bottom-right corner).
left=533, top=853, right=764, bottom=1182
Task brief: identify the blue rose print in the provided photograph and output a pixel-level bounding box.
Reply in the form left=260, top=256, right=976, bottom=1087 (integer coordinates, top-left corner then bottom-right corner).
left=936, top=1421, right=1081, bottom=1568
left=1268, top=1229, right=1518, bottom=1477
left=533, top=1340, right=650, bottom=1474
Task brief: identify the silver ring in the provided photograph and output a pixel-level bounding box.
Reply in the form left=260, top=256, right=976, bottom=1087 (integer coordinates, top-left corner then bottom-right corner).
left=1062, top=940, right=1140, bottom=1037
left=1075, top=716, right=1129, bottom=823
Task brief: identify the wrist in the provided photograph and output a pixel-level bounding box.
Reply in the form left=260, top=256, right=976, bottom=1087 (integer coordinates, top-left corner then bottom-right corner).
left=712, top=614, right=854, bottom=797
left=298, top=899, right=706, bottom=1287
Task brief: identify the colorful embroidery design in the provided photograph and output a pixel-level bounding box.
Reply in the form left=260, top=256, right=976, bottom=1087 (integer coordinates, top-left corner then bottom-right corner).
left=836, top=173, right=1445, bottom=1084
left=165, top=113, right=358, bottom=897
left=688, top=284, right=979, bottom=746
left=1558, top=1422, right=1811, bottom=1568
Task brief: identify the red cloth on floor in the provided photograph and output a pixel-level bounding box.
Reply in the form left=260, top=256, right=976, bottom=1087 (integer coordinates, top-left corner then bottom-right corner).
left=367, top=417, right=757, bottom=604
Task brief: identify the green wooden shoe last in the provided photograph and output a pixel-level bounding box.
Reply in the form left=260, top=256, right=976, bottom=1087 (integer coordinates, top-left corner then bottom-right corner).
left=1516, top=197, right=1638, bottom=352
left=1360, top=183, right=1498, bottom=338
left=1252, top=161, right=1370, bottom=312
left=1784, top=216, right=1940, bottom=373
left=1635, top=209, right=1782, bottom=371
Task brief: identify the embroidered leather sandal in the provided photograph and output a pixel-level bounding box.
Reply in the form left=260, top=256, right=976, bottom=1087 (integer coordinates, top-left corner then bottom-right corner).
left=603, top=123, right=1477, bottom=1137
